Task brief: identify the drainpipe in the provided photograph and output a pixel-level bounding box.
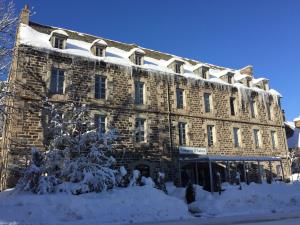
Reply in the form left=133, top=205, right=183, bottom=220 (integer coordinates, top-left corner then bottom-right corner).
left=166, top=78, right=175, bottom=181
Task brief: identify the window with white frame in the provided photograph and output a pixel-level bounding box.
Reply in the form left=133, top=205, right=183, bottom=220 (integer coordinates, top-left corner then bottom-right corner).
left=135, top=118, right=145, bottom=142
left=134, top=81, right=144, bottom=105
left=207, top=125, right=215, bottom=147
left=271, top=131, right=277, bottom=149
left=50, top=68, right=64, bottom=94
left=253, top=129, right=261, bottom=149
left=95, top=75, right=106, bottom=99
left=204, top=93, right=212, bottom=113
left=233, top=127, right=240, bottom=148
left=176, top=88, right=184, bottom=109
left=94, top=114, right=106, bottom=134
left=178, top=122, right=186, bottom=146
left=53, top=36, right=65, bottom=49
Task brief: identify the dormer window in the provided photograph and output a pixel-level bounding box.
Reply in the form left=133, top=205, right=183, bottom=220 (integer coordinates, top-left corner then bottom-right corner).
left=175, top=63, right=182, bottom=74
left=193, top=64, right=209, bottom=79
left=246, top=79, right=251, bottom=87
left=54, top=37, right=64, bottom=49
left=228, top=75, right=233, bottom=84
left=95, top=47, right=104, bottom=57
left=128, top=48, right=145, bottom=65
left=49, top=30, right=69, bottom=49
left=91, top=39, right=108, bottom=57
left=166, top=58, right=185, bottom=74
left=227, top=72, right=234, bottom=84
left=135, top=53, right=143, bottom=65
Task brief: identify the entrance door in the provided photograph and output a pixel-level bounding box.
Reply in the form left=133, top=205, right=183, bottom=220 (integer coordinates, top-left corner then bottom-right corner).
left=135, top=164, right=150, bottom=178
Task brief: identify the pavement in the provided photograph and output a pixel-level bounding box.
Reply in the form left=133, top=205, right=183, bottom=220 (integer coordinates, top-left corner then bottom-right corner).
left=134, top=212, right=300, bottom=225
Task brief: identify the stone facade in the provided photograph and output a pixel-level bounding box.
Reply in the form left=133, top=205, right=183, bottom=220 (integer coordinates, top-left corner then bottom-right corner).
left=0, top=8, right=290, bottom=190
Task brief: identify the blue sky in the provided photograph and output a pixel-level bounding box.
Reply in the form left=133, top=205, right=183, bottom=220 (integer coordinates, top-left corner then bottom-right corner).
left=14, top=0, right=300, bottom=121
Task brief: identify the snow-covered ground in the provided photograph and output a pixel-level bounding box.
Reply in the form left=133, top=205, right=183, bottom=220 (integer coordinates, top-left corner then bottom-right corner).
left=0, top=186, right=191, bottom=225
left=2, top=182, right=300, bottom=225
left=167, top=182, right=300, bottom=217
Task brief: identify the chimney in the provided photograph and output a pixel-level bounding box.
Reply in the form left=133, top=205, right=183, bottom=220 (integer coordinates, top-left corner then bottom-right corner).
left=20, top=5, right=30, bottom=25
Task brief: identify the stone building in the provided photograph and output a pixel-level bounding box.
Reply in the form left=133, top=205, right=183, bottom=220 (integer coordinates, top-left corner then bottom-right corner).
left=0, top=6, right=290, bottom=191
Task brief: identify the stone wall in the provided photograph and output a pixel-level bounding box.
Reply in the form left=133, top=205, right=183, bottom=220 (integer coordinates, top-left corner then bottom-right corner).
left=0, top=44, right=290, bottom=189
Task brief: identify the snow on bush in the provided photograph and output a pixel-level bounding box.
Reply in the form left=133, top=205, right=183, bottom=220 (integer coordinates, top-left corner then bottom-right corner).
left=17, top=103, right=122, bottom=195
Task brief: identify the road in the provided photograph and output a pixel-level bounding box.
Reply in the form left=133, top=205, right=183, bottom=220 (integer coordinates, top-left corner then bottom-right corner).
left=134, top=212, right=300, bottom=225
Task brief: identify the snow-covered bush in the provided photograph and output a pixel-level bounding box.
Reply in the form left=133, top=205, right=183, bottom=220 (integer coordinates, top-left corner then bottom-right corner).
left=116, top=166, right=130, bottom=187
left=129, top=170, right=142, bottom=186
left=154, top=172, right=168, bottom=194
left=18, top=103, right=119, bottom=195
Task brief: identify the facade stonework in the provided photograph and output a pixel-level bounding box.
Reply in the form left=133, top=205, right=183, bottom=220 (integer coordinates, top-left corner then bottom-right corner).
left=0, top=10, right=290, bottom=190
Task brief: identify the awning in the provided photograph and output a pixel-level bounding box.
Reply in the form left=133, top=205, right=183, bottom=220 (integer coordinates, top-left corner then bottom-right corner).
left=179, top=155, right=282, bottom=162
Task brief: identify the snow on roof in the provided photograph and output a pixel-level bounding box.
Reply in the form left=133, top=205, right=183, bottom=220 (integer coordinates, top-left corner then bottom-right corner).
left=165, top=57, right=186, bottom=66
left=50, top=29, right=69, bottom=37
left=208, top=69, right=232, bottom=78
left=294, top=116, right=300, bottom=122
left=127, top=47, right=145, bottom=57
left=269, top=89, right=282, bottom=97
left=252, top=78, right=269, bottom=85
left=19, top=23, right=282, bottom=101
left=285, top=121, right=295, bottom=130
left=234, top=72, right=250, bottom=81
left=91, top=39, right=107, bottom=47
left=192, top=63, right=205, bottom=71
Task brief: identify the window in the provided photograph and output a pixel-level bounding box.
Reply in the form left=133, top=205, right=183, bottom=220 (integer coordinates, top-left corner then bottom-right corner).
left=54, top=37, right=65, bottom=49
left=253, top=129, right=260, bottom=149
left=271, top=131, right=277, bottom=149
left=178, top=122, right=186, bottom=146
left=135, top=53, right=143, bottom=65
left=207, top=125, right=215, bottom=147
left=134, top=81, right=144, bottom=104
left=95, top=47, right=104, bottom=57
left=267, top=102, right=272, bottom=120
left=135, top=118, right=145, bottom=142
left=94, top=115, right=106, bottom=134
left=233, top=128, right=240, bottom=148
left=204, top=93, right=212, bottom=113
left=175, top=63, right=181, bottom=74
left=95, top=75, right=106, bottom=99
left=201, top=67, right=208, bottom=79
left=246, top=79, right=251, bottom=87
left=176, top=88, right=184, bottom=109
left=228, top=75, right=233, bottom=84
left=250, top=98, right=256, bottom=118
left=50, top=68, right=64, bottom=94
left=230, top=97, right=236, bottom=116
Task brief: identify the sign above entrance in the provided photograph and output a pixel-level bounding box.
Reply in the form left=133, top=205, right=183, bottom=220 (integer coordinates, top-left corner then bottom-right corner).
left=179, top=146, right=207, bottom=155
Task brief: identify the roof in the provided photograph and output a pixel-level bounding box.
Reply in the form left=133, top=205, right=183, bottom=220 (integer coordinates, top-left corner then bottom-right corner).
left=19, top=21, right=282, bottom=98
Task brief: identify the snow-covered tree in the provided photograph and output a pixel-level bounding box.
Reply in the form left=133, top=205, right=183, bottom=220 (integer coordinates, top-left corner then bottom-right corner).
left=0, top=0, right=18, bottom=79
left=18, top=103, right=120, bottom=194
